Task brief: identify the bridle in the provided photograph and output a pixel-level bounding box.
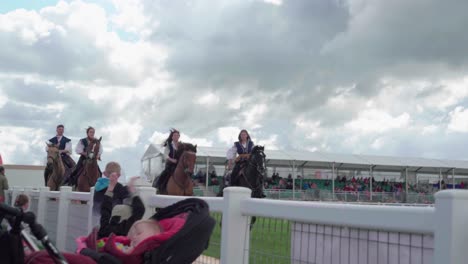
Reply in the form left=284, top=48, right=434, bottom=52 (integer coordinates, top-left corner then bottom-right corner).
left=86, top=141, right=99, bottom=161
left=47, top=147, right=60, bottom=164
left=182, top=151, right=196, bottom=176
left=172, top=151, right=196, bottom=191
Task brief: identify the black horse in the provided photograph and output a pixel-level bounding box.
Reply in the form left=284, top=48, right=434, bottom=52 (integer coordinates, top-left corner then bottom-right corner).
left=232, top=145, right=267, bottom=198
left=218, top=145, right=267, bottom=228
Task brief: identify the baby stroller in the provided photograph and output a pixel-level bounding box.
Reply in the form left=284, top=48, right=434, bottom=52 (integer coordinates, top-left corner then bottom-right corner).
left=0, top=198, right=216, bottom=264
left=0, top=202, right=71, bottom=264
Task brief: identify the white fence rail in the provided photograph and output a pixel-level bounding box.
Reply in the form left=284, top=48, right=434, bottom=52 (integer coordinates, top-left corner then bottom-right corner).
left=5, top=186, right=468, bottom=264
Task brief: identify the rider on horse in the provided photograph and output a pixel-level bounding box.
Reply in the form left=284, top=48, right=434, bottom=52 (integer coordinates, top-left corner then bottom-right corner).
left=69, top=126, right=103, bottom=187
left=226, top=129, right=254, bottom=186
left=153, top=129, right=181, bottom=193
left=45, top=124, right=76, bottom=186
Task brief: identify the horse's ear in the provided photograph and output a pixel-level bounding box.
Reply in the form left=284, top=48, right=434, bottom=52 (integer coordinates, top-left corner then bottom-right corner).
left=194, top=144, right=197, bottom=149
left=98, top=136, right=102, bottom=142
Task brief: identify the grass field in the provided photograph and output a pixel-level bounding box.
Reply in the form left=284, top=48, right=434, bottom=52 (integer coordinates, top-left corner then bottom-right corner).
left=202, top=213, right=292, bottom=264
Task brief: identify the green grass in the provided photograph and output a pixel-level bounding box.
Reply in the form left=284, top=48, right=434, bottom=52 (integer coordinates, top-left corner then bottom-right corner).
left=202, top=213, right=292, bottom=263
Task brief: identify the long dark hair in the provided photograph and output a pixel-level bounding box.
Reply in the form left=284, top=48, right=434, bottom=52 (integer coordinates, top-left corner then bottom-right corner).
left=238, top=129, right=251, bottom=142
left=163, top=128, right=180, bottom=147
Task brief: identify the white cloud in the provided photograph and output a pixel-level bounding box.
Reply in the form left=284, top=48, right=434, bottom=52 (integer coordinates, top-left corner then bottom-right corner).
left=65, top=1, right=108, bottom=39
left=0, top=88, right=7, bottom=108
left=371, top=137, right=384, bottom=150
left=242, top=104, right=267, bottom=129
left=448, top=106, right=468, bottom=132
left=217, top=127, right=240, bottom=146
left=422, top=124, right=438, bottom=135
left=196, top=92, right=220, bottom=106
left=149, top=131, right=167, bottom=146
left=256, top=134, right=279, bottom=150
left=0, top=9, right=59, bottom=45
left=180, top=134, right=213, bottom=147
left=150, top=130, right=212, bottom=147
left=344, top=109, right=411, bottom=134
left=101, top=119, right=143, bottom=150
left=0, top=126, right=47, bottom=164
left=110, top=0, right=152, bottom=37
left=295, top=118, right=322, bottom=140
left=263, top=0, right=282, bottom=6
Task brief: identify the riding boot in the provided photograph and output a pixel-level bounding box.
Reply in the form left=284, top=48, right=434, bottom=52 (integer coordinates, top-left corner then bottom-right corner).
left=156, top=169, right=170, bottom=193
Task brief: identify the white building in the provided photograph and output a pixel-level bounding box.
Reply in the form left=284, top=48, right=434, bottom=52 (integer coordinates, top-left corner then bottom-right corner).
left=2, top=164, right=45, bottom=187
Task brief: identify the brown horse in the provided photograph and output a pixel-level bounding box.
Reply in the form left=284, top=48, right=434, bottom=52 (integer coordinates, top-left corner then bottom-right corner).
left=164, top=143, right=197, bottom=196
left=76, top=137, right=102, bottom=192
left=45, top=143, right=65, bottom=191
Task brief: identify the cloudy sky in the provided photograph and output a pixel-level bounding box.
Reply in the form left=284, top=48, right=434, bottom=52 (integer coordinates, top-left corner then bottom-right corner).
left=1, top=0, right=468, bottom=179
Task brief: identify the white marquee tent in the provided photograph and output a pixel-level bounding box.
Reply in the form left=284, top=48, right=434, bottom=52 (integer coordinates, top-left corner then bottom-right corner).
left=142, top=144, right=468, bottom=197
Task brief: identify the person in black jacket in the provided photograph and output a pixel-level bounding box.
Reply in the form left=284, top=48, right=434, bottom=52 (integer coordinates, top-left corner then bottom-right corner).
left=93, top=162, right=130, bottom=217
left=98, top=175, right=144, bottom=239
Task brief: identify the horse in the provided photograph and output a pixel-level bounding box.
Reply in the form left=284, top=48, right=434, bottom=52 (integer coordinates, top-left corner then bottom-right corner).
left=224, top=145, right=267, bottom=228
left=232, top=145, right=266, bottom=198
left=163, top=143, right=197, bottom=196
left=45, top=143, right=66, bottom=191
left=76, top=137, right=102, bottom=192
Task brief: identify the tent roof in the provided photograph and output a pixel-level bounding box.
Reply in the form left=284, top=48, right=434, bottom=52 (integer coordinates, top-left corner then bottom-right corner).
left=141, top=144, right=468, bottom=175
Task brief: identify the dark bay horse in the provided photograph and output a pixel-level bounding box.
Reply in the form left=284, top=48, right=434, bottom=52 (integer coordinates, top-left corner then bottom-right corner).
left=76, top=137, right=102, bottom=192
left=227, top=145, right=267, bottom=228
left=163, top=143, right=197, bottom=196
left=233, top=145, right=267, bottom=199
left=45, top=143, right=65, bottom=191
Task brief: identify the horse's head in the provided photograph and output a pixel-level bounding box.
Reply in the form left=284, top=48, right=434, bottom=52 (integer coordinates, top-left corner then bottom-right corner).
left=178, top=143, right=197, bottom=176
left=250, top=145, right=266, bottom=174
left=86, top=137, right=102, bottom=160
left=46, top=142, right=60, bottom=165
left=243, top=145, right=267, bottom=198
left=177, top=142, right=197, bottom=154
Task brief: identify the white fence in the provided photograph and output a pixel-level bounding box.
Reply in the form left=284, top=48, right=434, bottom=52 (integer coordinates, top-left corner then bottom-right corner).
left=5, top=186, right=468, bottom=264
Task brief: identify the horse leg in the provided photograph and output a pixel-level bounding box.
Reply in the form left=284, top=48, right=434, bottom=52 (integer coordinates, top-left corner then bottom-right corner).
left=250, top=216, right=257, bottom=230
left=187, top=181, right=194, bottom=196
left=47, top=175, right=55, bottom=191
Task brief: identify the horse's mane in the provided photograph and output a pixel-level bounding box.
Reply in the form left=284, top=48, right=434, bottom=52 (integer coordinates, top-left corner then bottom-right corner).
left=176, top=142, right=197, bottom=156
left=251, top=145, right=264, bottom=154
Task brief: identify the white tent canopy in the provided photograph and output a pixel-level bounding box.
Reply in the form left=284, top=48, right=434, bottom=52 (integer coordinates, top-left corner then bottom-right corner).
left=141, top=144, right=468, bottom=175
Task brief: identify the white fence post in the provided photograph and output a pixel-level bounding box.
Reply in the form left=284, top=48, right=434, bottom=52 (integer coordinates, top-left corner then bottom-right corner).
left=36, top=186, right=50, bottom=225
left=56, top=186, right=72, bottom=251
left=220, top=187, right=252, bottom=264
left=87, top=187, right=96, bottom=233
left=434, top=190, right=468, bottom=264
left=136, top=186, right=157, bottom=220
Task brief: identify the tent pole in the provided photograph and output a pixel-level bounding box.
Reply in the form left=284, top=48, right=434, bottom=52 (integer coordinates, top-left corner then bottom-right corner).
left=453, top=168, right=455, bottom=189
left=206, top=157, right=210, bottom=191
left=370, top=165, right=373, bottom=201
left=293, top=160, right=296, bottom=200
left=332, top=162, right=335, bottom=201
left=405, top=167, right=408, bottom=194
left=439, top=168, right=442, bottom=190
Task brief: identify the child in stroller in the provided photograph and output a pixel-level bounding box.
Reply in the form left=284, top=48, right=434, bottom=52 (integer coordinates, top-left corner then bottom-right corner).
left=76, top=197, right=215, bottom=264
left=0, top=188, right=215, bottom=264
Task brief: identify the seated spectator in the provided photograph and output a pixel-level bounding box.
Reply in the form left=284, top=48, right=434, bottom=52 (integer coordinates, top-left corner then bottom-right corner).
left=14, top=194, right=29, bottom=211
left=98, top=175, right=144, bottom=239
left=93, top=162, right=130, bottom=216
